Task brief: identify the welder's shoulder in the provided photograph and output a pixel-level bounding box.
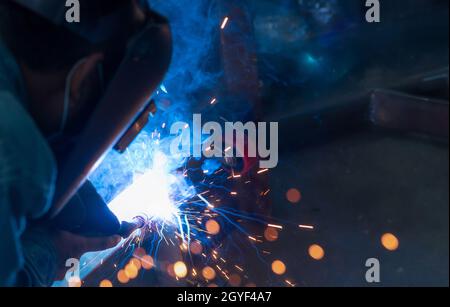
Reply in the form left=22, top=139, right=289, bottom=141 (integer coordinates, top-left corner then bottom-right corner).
left=0, top=91, right=57, bottom=219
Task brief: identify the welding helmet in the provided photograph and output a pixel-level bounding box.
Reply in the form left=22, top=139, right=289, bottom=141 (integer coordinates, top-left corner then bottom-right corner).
left=10, top=1, right=172, bottom=222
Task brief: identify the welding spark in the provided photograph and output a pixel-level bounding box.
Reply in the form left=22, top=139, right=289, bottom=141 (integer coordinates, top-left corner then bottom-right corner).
left=299, top=224, right=315, bottom=230
left=268, top=224, right=283, bottom=230
left=220, top=17, right=229, bottom=30
left=107, top=151, right=192, bottom=224
left=160, top=84, right=168, bottom=94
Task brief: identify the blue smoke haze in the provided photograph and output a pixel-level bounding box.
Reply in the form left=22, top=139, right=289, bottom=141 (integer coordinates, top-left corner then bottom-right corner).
left=90, top=0, right=223, bottom=203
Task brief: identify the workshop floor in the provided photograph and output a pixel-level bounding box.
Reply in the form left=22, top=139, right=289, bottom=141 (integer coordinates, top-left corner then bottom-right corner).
left=265, top=131, right=449, bottom=286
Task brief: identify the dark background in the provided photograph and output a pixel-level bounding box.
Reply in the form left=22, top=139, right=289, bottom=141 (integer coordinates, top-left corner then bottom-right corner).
left=253, top=0, right=449, bottom=286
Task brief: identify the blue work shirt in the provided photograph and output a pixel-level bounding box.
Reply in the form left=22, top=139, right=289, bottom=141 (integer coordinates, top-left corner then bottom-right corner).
left=0, top=41, right=58, bottom=286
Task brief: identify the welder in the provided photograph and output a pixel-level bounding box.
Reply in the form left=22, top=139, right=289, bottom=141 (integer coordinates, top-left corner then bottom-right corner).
left=0, top=0, right=171, bottom=286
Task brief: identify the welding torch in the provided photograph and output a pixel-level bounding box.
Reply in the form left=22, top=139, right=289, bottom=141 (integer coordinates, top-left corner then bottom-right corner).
left=117, top=216, right=147, bottom=238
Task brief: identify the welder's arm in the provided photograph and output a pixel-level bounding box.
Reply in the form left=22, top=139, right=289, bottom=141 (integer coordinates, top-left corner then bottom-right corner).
left=17, top=228, right=58, bottom=286
left=0, top=93, right=120, bottom=286
left=0, top=91, right=57, bottom=286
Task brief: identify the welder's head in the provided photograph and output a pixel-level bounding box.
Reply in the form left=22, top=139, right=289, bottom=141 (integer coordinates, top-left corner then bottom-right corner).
left=1, top=0, right=173, bottom=217
left=0, top=0, right=148, bottom=137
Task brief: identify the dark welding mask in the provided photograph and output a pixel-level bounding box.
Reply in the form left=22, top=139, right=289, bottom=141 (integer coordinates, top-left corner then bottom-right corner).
left=12, top=0, right=172, bottom=234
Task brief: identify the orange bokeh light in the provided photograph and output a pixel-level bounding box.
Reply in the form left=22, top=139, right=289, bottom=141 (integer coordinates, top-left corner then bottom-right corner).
left=99, top=279, right=113, bottom=287
left=129, top=258, right=142, bottom=271
left=174, top=261, right=188, bottom=278
left=271, top=260, right=286, bottom=275
left=228, top=274, right=242, bottom=287
left=264, top=227, right=279, bottom=242
left=206, top=219, right=221, bottom=235
left=381, top=233, right=399, bottom=251
left=117, top=270, right=130, bottom=284
left=286, top=188, right=302, bottom=203
left=308, top=244, right=325, bottom=260
left=68, top=277, right=82, bottom=288
left=141, top=255, right=154, bottom=270
left=190, top=240, right=203, bottom=255
left=125, top=263, right=139, bottom=279
left=202, top=266, right=216, bottom=280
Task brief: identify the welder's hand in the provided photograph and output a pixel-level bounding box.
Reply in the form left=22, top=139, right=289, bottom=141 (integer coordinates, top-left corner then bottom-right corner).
left=52, top=230, right=121, bottom=280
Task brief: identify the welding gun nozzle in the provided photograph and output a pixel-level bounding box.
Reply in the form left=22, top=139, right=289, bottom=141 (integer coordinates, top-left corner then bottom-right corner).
left=118, top=216, right=146, bottom=238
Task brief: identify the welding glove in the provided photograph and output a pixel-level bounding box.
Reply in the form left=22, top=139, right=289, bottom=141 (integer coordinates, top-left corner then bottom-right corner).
left=52, top=180, right=121, bottom=237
